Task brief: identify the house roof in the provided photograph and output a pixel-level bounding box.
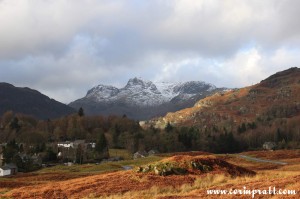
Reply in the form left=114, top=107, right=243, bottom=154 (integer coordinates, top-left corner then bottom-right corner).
left=0, top=163, right=17, bottom=170
left=134, top=151, right=148, bottom=156
left=148, top=149, right=159, bottom=153
left=73, top=140, right=85, bottom=144
left=0, top=166, right=12, bottom=170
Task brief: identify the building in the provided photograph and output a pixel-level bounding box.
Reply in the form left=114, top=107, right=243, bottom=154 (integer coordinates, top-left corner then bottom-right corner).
left=57, top=141, right=74, bottom=148
left=56, top=140, right=108, bottom=163
left=263, top=142, right=277, bottom=150
left=148, top=149, right=159, bottom=156
left=0, top=164, right=17, bottom=177
left=57, top=140, right=86, bottom=149
left=133, top=151, right=148, bottom=159
left=0, top=166, right=10, bottom=176
left=56, top=140, right=87, bottom=163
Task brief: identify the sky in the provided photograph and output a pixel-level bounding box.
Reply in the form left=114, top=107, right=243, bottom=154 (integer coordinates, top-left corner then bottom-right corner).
left=1, top=0, right=300, bottom=103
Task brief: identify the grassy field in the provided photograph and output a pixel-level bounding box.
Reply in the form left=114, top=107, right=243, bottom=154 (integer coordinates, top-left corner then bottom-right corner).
left=96, top=150, right=300, bottom=199
left=109, top=148, right=133, bottom=160
left=38, top=155, right=162, bottom=174
left=1, top=150, right=299, bottom=199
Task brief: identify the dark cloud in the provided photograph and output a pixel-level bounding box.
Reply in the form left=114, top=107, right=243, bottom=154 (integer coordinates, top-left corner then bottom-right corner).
left=0, top=0, right=300, bottom=103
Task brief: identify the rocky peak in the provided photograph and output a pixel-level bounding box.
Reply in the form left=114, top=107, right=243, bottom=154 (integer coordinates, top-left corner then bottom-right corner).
left=125, top=77, right=149, bottom=87
left=86, top=84, right=119, bottom=99
left=124, top=77, right=159, bottom=94
left=173, top=81, right=216, bottom=94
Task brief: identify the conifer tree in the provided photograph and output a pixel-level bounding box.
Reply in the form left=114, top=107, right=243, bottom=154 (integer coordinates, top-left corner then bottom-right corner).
left=78, top=107, right=84, bottom=117
left=95, top=133, right=108, bottom=153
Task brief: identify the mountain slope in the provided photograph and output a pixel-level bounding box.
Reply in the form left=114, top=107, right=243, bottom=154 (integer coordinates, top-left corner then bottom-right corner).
left=144, top=67, right=300, bottom=129
left=69, top=77, right=225, bottom=120
left=0, top=83, right=75, bottom=119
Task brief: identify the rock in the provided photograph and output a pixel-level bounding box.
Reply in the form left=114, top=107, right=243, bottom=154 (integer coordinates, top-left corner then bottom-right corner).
left=191, top=161, right=212, bottom=172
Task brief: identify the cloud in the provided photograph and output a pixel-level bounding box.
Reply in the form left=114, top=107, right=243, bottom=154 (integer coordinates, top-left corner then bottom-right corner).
left=153, top=46, right=300, bottom=88
left=0, top=0, right=300, bottom=103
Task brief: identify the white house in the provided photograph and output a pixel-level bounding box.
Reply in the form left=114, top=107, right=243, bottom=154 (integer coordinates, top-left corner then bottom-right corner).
left=0, top=166, right=11, bottom=176
left=57, top=140, right=86, bottom=149
left=0, top=164, right=17, bottom=177
left=57, top=142, right=74, bottom=148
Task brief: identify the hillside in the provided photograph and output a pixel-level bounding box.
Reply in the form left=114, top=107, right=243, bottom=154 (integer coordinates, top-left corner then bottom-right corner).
left=0, top=83, right=75, bottom=119
left=143, top=67, right=300, bottom=147
left=69, top=77, right=226, bottom=120
left=145, top=67, right=300, bottom=127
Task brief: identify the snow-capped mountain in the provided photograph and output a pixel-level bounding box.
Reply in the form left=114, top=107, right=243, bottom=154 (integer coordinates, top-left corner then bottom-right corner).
left=69, top=77, right=225, bottom=120
left=84, top=77, right=217, bottom=106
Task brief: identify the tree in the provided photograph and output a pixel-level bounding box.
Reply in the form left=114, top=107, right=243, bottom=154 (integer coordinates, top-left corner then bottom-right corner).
left=112, top=124, right=121, bottom=148
left=17, top=154, right=36, bottom=172
left=43, top=147, right=57, bottom=162
left=2, top=111, right=14, bottom=126
left=19, top=144, right=24, bottom=153
left=9, top=117, right=21, bottom=132
left=216, top=132, right=240, bottom=153
left=3, top=140, right=19, bottom=164
left=274, top=128, right=285, bottom=143
left=165, top=122, right=173, bottom=133
left=247, top=122, right=257, bottom=129
left=237, top=123, right=246, bottom=134
left=13, top=154, right=24, bottom=171
left=178, top=127, right=193, bottom=150
left=95, top=133, right=108, bottom=153
left=76, top=144, right=84, bottom=164
left=78, top=107, right=84, bottom=117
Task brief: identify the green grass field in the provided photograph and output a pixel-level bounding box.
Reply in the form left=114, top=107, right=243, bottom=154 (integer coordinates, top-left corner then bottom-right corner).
left=38, top=155, right=163, bottom=175
left=109, top=149, right=133, bottom=160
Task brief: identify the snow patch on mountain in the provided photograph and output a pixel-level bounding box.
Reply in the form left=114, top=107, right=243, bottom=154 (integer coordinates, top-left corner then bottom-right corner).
left=86, top=85, right=119, bottom=100
left=84, top=77, right=217, bottom=106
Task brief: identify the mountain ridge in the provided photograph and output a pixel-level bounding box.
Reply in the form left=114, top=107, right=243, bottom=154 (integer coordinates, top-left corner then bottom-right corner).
left=69, top=77, right=225, bottom=120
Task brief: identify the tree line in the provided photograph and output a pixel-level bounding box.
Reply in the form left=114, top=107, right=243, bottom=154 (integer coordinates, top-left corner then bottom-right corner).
left=1, top=107, right=299, bottom=166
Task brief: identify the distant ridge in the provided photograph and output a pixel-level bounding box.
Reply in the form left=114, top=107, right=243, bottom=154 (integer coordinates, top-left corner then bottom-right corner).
left=0, top=83, right=75, bottom=119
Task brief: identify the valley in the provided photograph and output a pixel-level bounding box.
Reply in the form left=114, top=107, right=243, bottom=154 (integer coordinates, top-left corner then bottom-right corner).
left=1, top=1, right=300, bottom=198
left=0, top=68, right=299, bottom=198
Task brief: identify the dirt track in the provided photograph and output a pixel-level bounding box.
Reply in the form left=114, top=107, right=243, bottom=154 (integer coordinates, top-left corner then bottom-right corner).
left=238, top=155, right=288, bottom=165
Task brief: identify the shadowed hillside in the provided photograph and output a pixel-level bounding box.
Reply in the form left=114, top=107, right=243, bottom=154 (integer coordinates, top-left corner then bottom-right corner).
left=0, top=83, right=75, bottom=119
